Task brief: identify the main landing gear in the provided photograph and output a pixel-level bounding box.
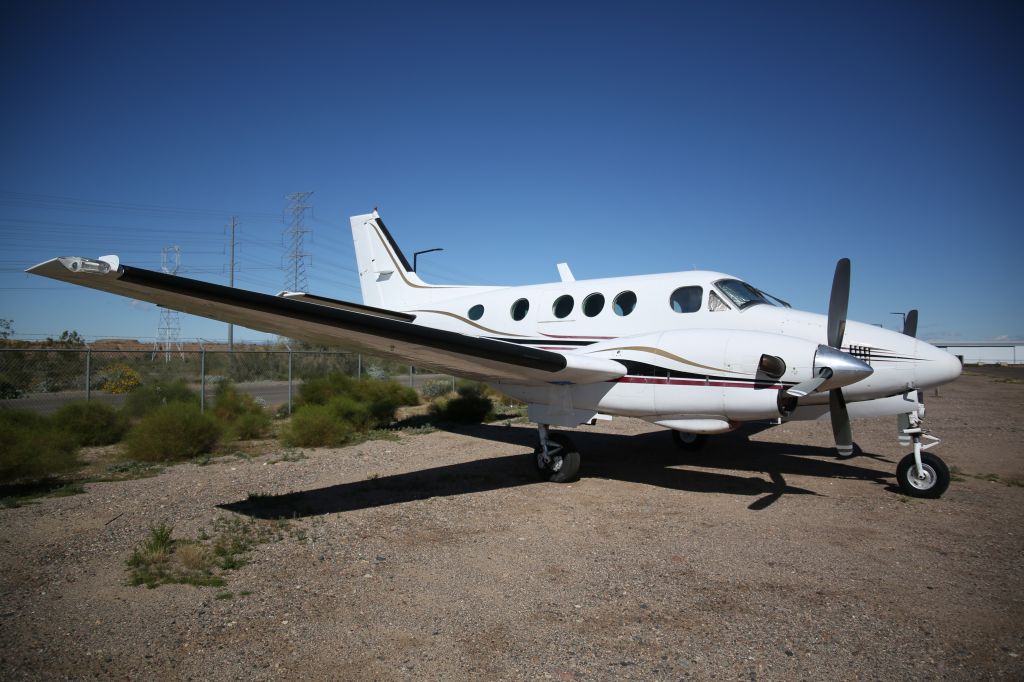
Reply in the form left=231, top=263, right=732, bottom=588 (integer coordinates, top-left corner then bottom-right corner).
left=534, top=424, right=581, bottom=483
left=896, top=414, right=949, bottom=498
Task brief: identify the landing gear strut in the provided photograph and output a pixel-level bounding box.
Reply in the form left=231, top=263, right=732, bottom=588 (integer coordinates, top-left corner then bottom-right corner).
left=534, top=424, right=581, bottom=483
left=896, top=413, right=949, bottom=498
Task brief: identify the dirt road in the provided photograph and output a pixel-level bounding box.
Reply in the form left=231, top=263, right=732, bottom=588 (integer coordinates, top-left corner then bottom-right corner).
left=2, top=370, right=1022, bottom=680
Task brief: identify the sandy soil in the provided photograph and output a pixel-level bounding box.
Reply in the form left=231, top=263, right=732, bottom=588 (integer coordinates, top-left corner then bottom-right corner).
left=1, top=369, right=1022, bottom=680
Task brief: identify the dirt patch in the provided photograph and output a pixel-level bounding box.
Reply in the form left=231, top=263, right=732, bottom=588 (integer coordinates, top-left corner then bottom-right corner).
left=1, top=372, right=1022, bottom=680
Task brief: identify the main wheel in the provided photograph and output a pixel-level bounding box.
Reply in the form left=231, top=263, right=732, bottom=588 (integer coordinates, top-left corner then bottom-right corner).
left=534, top=432, right=581, bottom=483
left=896, top=452, right=950, bottom=499
left=671, top=430, right=708, bottom=452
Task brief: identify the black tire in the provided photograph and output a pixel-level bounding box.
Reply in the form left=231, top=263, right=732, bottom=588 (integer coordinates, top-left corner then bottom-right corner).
left=671, top=430, right=708, bottom=452
left=896, top=452, right=950, bottom=499
left=533, top=432, right=581, bottom=483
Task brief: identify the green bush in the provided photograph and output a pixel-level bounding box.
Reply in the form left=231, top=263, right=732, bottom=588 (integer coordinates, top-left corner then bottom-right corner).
left=122, top=380, right=199, bottom=418
left=0, top=410, right=80, bottom=483
left=281, top=404, right=354, bottom=447
left=326, top=395, right=374, bottom=431
left=429, top=384, right=494, bottom=423
left=212, top=381, right=270, bottom=440
left=297, top=373, right=418, bottom=428
left=231, top=412, right=271, bottom=440
left=53, top=401, right=130, bottom=446
left=123, top=402, right=221, bottom=462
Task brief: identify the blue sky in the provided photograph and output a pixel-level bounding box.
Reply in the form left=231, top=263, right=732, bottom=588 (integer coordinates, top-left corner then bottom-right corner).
left=1, top=1, right=1021, bottom=343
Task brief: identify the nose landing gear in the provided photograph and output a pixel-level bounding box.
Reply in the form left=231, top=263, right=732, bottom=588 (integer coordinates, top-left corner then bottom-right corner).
left=896, top=415, right=949, bottom=498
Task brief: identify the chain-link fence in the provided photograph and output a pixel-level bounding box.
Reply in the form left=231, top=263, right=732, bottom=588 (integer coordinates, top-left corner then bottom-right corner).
left=0, top=349, right=457, bottom=415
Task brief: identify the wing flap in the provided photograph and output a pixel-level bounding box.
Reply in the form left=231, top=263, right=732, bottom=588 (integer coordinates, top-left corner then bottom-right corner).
left=27, top=257, right=624, bottom=385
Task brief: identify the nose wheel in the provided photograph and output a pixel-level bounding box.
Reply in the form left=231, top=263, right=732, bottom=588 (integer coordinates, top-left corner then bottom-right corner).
left=896, top=423, right=949, bottom=498
left=534, top=425, right=581, bottom=483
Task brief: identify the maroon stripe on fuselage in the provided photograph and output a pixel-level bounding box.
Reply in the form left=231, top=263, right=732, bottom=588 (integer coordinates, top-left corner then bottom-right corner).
left=615, top=376, right=787, bottom=390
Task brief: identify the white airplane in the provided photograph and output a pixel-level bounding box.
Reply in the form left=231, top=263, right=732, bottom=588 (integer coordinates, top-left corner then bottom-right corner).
left=27, top=209, right=962, bottom=498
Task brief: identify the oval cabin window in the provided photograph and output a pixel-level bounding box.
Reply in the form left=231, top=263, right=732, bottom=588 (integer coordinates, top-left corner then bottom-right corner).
left=613, top=291, right=637, bottom=316
left=552, top=295, right=574, bottom=319
left=510, top=298, right=529, bottom=321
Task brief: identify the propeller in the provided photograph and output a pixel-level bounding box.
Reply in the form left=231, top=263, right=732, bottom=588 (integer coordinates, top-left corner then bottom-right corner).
left=826, top=258, right=855, bottom=457
left=785, top=258, right=869, bottom=457
left=903, top=309, right=918, bottom=338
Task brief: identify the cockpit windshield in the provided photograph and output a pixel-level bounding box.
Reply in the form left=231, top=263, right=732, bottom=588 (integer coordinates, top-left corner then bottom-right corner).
left=715, top=279, right=775, bottom=309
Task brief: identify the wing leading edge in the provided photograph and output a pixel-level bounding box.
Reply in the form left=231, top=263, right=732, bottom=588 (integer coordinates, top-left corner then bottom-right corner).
left=27, top=257, right=625, bottom=385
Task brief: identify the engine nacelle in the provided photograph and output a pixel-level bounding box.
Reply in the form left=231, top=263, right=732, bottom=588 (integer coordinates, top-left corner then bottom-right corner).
left=587, top=329, right=821, bottom=422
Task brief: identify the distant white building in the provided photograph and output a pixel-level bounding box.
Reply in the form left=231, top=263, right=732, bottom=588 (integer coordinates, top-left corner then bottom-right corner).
left=933, top=342, right=1023, bottom=365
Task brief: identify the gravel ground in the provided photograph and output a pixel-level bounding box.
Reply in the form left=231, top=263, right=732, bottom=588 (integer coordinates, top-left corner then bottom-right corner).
left=1, top=369, right=1022, bottom=680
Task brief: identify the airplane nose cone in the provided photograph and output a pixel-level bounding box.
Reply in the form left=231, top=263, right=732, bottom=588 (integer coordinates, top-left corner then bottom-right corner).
left=916, top=342, right=962, bottom=388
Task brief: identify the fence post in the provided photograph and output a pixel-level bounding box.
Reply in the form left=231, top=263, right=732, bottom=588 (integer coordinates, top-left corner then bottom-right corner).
left=357, top=353, right=361, bottom=380
left=409, top=365, right=414, bottom=389
left=200, top=349, right=206, bottom=413
left=85, top=348, right=91, bottom=401
left=287, top=347, right=293, bottom=415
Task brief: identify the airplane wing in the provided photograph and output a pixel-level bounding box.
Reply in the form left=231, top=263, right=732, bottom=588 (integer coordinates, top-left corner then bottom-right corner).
left=27, top=257, right=625, bottom=385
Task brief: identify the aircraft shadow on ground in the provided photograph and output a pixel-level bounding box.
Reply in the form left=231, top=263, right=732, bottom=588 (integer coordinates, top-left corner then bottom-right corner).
left=222, top=423, right=893, bottom=519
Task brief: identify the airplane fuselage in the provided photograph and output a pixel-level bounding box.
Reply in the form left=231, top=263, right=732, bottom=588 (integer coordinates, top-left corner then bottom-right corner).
left=387, top=269, right=961, bottom=430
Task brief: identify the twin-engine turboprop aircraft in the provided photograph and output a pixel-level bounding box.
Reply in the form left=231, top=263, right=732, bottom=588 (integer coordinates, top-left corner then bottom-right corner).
left=28, top=210, right=962, bottom=498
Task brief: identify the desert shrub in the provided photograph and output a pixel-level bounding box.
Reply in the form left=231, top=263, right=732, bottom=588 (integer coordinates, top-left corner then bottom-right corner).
left=231, top=413, right=270, bottom=440
left=326, top=395, right=374, bottom=431
left=419, top=378, right=453, bottom=400
left=356, top=379, right=419, bottom=426
left=281, top=404, right=354, bottom=447
left=296, top=373, right=418, bottom=428
left=429, top=384, right=494, bottom=423
left=53, top=401, right=130, bottom=446
left=295, top=373, right=355, bottom=407
left=0, top=410, right=79, bottom=483
left=122, top=380, right=199, bottom=418
left=123, top=402, right=221, bottom=462
left=212, top=381, right=270, bottom=440
left=99, top=363, right=142, bottom=394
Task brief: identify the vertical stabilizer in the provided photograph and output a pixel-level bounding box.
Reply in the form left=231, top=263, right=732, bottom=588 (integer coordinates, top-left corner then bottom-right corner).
left=350, top=210, right=441, bottom=309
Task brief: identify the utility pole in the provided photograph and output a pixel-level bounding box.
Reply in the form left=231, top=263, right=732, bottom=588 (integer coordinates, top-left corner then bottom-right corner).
left=284, top=192, right=313, bottom=292
left=228, top=216, right=237, bottom=351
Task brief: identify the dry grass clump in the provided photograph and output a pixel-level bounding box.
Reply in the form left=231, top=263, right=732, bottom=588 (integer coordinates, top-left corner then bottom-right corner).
left=127, top=516, right=291, bottom=588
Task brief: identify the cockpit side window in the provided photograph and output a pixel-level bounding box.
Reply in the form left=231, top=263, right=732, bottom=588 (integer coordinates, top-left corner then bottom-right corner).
left=708, top=290, right=731, bottom=312
left=715, top=279, right=771, bottom=309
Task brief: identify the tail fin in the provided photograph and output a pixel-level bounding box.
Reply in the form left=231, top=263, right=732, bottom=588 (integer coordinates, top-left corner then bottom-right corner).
left=350, top=210, right=462, bottom=309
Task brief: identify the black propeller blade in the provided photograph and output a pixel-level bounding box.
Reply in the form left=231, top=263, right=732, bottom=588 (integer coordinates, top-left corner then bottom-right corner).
left=827, top=258, right=850, bottom=349
left=830, top=388, right=853, bottom=457
left=827, top=258, right=854, bottom=457
left=903, top=309, right=918, bottom=338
